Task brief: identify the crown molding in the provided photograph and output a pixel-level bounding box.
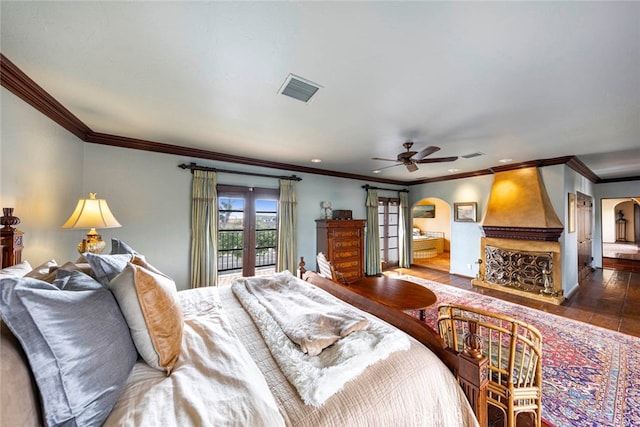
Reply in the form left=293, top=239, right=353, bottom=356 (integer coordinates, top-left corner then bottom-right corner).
left=2, top=53, right=617, bottom=186
left=0, top=54, right=90, bottom=140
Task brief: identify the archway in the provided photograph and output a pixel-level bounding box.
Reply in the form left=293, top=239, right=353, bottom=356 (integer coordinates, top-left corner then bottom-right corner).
left=601, top=198, right=639, bottom=266
left=411, top=197, right=451, bottom=272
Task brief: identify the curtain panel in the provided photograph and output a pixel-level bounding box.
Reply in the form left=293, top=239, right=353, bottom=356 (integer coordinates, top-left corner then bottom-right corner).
left=190, top=170, right=218, bottom=288
left=365, top=189, right=381, bottom=275
left=277, top=179, right=297, bottom=273
left=398, top=191, right=411, bottom=268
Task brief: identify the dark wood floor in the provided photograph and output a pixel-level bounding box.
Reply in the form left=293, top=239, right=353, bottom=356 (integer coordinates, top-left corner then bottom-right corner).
left=386, top=263, right=640, bottom=338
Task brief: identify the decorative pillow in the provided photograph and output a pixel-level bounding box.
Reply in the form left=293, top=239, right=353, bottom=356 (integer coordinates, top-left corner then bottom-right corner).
left=84, top=253, right=134, bottom=286
left=0, top=270, right=137, bottom=427
left=24, top=259, right=58, bottom=280
left=0, top=260, right=32, bottom=278
left=108, top=258, right=183, bottom=374
left=110, top=238, right=140, bottom=255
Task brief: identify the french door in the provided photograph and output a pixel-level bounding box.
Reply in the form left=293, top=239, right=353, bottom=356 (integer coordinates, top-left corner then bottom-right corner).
left=217, top=185, right=279, bottom=278
left=378, top=197, right=399, bottom=269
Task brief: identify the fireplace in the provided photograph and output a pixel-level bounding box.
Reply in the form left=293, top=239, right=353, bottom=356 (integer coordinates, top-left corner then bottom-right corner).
left=471, top=167, right=565, bottom=304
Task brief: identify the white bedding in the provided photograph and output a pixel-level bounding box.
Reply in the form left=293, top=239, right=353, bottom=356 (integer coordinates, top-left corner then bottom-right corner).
left=105, top=277, right=479, bottom=427
left=232, top=272, right=410, bottom=406
left=104, top=287, right=285, bottom=427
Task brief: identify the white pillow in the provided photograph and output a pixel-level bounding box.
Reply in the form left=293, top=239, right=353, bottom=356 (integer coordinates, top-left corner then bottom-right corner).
left=0, top=261, right=32, bottom=278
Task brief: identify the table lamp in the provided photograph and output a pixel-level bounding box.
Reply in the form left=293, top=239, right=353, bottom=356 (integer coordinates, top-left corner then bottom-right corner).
left=62, top=193, right=121, bottom=254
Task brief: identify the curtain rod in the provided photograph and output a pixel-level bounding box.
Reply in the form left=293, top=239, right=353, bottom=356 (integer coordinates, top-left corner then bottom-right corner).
left=362, top=184, right=409, bottom=193
left=178, top=162, right=302, bottom=181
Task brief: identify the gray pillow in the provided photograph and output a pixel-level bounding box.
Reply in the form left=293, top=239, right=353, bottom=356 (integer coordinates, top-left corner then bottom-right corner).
left=110, top=238, right=139, bottom=255
left=84, top=253, right=133, bottom=286
left=0, top=270, right=137, bottom=427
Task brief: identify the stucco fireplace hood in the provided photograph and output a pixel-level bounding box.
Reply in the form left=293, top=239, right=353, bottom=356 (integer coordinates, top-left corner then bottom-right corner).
left=473, top=167, right=565, bottom=304
left=482, top=167, right=564, bottom=241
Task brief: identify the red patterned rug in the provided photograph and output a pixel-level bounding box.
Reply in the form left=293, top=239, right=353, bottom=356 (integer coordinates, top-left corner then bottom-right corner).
left=400, top=275, right=640, bottom=427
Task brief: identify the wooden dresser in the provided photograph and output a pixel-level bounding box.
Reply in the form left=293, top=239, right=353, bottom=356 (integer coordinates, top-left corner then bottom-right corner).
left=316, top=219, right=366, bottom=284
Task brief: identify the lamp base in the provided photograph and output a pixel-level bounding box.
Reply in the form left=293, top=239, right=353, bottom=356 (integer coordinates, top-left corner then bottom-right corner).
left=77, top=229, right=106, bottom=254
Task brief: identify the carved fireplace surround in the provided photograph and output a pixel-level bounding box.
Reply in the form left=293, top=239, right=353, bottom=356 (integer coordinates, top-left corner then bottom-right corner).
left=471, top=167, right=565, bottom=305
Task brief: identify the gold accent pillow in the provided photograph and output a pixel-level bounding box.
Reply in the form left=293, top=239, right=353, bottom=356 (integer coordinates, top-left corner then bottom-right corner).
left=109, top=257, right=183, bottom=374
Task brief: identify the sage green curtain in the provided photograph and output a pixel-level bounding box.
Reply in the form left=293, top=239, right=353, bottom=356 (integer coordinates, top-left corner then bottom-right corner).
left=276, top=179, right=297, bottom=273
left=365, top=188, right=381, bottom=275
left=190, top=170, right=217, bottom=288
left=398, top=191, right=411, bottom=268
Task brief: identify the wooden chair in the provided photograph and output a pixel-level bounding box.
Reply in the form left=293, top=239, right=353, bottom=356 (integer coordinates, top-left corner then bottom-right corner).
left=316, top=252, right=348, bottom=285
left=437, top=303, right=543, bottom=427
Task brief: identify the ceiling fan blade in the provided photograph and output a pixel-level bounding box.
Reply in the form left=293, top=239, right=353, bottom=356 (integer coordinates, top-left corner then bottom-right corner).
left=406, top=162, right=419, bottom=172
left=372, top=163, right=403, bottom=172
left=416, top=156, right=459, bottom=164
left=371, top=157, right=400, bottom=162
left=414, top=146, right=441, bottom=160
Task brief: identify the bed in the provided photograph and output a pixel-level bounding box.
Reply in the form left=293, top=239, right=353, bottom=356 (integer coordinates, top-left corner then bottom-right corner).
left=0, top=235, right=480, bottom=426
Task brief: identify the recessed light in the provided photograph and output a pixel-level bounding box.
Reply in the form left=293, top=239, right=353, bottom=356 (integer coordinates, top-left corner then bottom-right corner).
left=499, top=158, right=512, bottom=163
left=372, top=170, right=381, bottom=174
left=448, top=168, right=460, bottom=173
left=311, top=158, right=322, bottom=163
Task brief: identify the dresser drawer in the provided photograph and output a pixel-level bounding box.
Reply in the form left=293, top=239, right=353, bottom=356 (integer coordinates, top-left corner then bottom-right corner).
left=333, top=248, right=360, bottom=259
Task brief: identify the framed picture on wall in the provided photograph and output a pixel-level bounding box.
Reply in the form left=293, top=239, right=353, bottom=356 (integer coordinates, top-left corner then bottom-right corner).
left=413, top=204, right=435, bottom=218
left=454, top=202, right=477, bottom=222
left=568, top=192, right=576, bottom=233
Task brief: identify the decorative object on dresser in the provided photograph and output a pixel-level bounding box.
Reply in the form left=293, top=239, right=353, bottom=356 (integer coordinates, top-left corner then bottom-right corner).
left=320, top=201, right=332, bottom=219
left=62, top=193, right=122, bottom=254
left=0, top=208, right=23, bottom=269
left=316, top=219, right=366, bottom=284
left=331, top=209, right=352, bottom=220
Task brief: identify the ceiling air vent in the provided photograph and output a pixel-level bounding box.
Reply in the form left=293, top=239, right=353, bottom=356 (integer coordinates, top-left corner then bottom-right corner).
left=461, top=152, right=485, bottom=159
left=278, top=74, right=322, bottom=103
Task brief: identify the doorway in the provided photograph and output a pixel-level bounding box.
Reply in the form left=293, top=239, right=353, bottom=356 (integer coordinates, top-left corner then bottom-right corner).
left=217, top=185, right=279, bottom=283
left=410, top=198, right=451, bottom=272
left=601, top=197, right=640, bottom=272
left=378, top=197, right=399, bottom=270
left=576, top=191, right=593, bottom=283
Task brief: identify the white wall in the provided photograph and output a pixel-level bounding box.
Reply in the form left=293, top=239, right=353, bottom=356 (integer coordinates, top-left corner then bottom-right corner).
left=410, top=174, right=493, bottom=277
left=82, top=146, right=390, bottom=288
left=560, top=166, right=594, bottom=297
left=1, top=89, right=83, bottom=264
left=3, top=86, right=636, bottom=293
left=1, top=91, right=404, bottom=289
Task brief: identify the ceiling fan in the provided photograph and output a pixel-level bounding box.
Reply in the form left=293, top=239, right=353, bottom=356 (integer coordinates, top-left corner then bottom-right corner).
left=371, top=141, right=458, bottom=172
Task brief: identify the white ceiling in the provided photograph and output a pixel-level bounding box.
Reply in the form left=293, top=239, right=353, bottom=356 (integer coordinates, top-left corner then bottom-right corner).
left=2, top=1, right=639, bottom=182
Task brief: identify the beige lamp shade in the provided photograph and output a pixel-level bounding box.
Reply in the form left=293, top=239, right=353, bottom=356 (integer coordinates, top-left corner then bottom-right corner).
left=62, top=193, right=121, bottom=253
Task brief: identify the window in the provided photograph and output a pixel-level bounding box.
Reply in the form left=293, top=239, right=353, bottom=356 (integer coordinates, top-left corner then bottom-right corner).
left=217, top=185, right=278, bottom=279
left=378, top=197, right=399, bottom=269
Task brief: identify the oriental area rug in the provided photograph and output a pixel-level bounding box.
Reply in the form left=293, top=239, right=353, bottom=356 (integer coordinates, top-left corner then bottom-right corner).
left=400, top=275, right=640, bottom=427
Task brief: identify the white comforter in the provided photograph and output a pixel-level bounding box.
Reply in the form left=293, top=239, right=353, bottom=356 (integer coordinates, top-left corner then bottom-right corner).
left=104, top=287, right=285, bottom=427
